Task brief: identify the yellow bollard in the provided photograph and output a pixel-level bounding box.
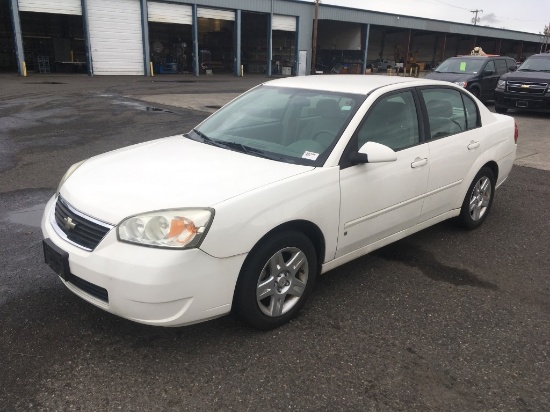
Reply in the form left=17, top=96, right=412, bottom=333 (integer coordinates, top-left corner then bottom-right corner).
left=150, top=62, right=154, bottom=77
left=241, top=64, right=244, bottom=77
left=22, top=61, right=27, bottom=77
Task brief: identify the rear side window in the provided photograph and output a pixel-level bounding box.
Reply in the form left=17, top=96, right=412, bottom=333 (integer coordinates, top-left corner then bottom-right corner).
left=495, top=59, right=507, bottom=75
left=484, top=60, right=496, bottom=74
left=421, top=88, right=466, bottom=140
left=461, top=94, right=479, bottom=130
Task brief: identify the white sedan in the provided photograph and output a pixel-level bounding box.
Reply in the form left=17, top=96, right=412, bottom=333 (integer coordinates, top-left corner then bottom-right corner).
left=41, top=75, right=517, bottom=330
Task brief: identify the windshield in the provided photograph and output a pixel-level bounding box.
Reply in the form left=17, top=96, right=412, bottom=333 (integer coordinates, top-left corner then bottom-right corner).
left=192, top=85, right=364, bottom=166
left=435, top=58, right=485, bottom=74
left=518, top=57, right=550, bottom=72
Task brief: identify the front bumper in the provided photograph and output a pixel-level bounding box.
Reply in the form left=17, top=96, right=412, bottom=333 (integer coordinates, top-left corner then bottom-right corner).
left=495, top=89, right=550, bottom=110
left=41, top=196, right=246, bottom=326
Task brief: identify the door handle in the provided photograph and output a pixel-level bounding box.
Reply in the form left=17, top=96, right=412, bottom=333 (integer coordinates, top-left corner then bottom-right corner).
left=467, top=141, right=480, bottom=150
left=411, top=157, right=428, bottom=168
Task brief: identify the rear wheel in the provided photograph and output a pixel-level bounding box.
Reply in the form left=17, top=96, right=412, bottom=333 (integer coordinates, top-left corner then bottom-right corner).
left=457, top=167, right=495, bottom=230
left=233, top=231, right=317, bottom=330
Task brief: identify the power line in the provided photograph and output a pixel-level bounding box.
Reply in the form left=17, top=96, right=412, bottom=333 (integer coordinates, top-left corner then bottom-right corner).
left=431, top=0, right=545, bottom=23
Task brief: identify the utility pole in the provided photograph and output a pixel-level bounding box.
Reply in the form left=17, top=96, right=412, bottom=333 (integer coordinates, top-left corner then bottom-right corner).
left=471, top=9, right=483, bottom=26
left=311, top=0, right=319, bottom=74
left=542, top=22, right=550, bottom=53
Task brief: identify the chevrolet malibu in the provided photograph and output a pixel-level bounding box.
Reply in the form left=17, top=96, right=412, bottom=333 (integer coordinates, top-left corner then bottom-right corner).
left=42, top=76, right=518, bottom=330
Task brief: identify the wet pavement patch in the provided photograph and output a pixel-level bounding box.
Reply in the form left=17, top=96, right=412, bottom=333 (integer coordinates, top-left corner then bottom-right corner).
left=152, top=80, right=198, bottom=84
left=26, top=82, right=66, bottom=85
left=112, top=100, right=173, bottom=113
left=376, top=242, right=498, bottom=290
left=6, top=203, right=46, bottom=228
left=146, top=106, right=173, bottom=113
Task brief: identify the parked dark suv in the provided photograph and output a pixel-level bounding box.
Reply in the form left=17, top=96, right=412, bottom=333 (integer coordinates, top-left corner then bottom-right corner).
left=494, top=53, right=550, bottom=113
left=425, top=55, right=517, bottom=101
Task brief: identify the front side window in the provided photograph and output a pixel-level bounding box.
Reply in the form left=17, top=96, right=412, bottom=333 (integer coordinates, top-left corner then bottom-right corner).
left=421, top=88, right=467, bottom=140
left=193, top=85, right=365, bottom=166
left=356, top=90, right=420, bottom=151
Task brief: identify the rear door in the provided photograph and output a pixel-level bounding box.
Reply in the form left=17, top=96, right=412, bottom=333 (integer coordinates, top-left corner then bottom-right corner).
left=418, top=87, right=484, bottom=222
left=480, top=60, right=499, bottom=100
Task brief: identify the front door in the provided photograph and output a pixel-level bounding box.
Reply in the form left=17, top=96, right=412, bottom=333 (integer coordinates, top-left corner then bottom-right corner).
left=337, top=89, right=429, bottom=257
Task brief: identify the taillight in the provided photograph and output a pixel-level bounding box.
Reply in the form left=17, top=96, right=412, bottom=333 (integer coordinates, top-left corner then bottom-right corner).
left=514, top=120, right=519, bottom=144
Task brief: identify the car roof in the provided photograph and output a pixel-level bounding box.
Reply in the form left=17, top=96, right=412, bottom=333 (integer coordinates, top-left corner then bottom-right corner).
left=263, top=75, right=433, bottom=95
left=449, top=56, right=511, bottom=60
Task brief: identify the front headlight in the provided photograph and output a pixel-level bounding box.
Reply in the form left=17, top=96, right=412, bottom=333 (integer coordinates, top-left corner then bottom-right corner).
left=453, top=81, right=468, bottom=88
left=496, top=80, right=506, bottom=89
left=117, top=208, right=214, bottom=249
left=57, top=159, right=87, bottom=195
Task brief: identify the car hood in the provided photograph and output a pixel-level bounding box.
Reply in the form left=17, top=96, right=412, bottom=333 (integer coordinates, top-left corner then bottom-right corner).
left=60, top=135, right=314, bottom=224
left=424, top=72, right=474, bottom=83
left=501, top=71, right=550, bottom=82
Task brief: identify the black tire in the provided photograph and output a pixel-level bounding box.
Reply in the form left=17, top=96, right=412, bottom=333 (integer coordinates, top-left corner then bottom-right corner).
left=232, top=231, right=317, bottom=330
left=495, top=105, right=509, bottom=114
left=457, top=167, right=496, bottom=230
left=469, top=86, right=481, bottom=99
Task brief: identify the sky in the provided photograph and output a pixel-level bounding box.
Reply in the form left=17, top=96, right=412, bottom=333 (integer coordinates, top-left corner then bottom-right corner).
left=300, top=0, right=550, bottom=34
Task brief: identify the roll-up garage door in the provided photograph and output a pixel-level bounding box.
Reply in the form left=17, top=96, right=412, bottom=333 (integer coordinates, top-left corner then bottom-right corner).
left=197, top=8, right=234, bottom=21
left=148, top=2, right=192, bottom=25
left=87, top=0, right=144, bottom=75
left=272, top=15, right=296, bottom=32
left=18, top=0, right=82, bottom=15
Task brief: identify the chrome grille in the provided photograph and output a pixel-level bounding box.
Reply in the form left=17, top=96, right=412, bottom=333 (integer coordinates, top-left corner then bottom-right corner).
left=53, top=196, right=114, bottom=251
left=506, top=81, right=548, bottom=95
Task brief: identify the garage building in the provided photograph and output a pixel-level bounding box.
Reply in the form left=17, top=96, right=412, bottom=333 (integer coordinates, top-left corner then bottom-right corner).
left=1, top=0, right=545, bottom=76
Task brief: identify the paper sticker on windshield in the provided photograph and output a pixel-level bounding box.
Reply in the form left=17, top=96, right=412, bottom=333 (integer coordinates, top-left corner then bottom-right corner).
left=302, top=151, right=319, bottom=160
left=341, top=105, right=352, bottom=111
left=459, top=61, right=467, bottom=71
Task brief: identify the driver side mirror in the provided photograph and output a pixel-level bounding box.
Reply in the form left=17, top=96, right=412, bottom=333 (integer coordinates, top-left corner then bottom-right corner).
left=349, top=141, right=397, bottom=164
left=483, top=69, right=495, bottom=76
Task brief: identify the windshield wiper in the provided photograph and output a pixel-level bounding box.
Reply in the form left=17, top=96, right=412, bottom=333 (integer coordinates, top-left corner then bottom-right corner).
left=518, top=68, right=537, bottom=72
left=187, top=132, right=287, bottom=161
left=222, top=142, right=287, bottom=161
left=188, top=129, right=231, bottom=149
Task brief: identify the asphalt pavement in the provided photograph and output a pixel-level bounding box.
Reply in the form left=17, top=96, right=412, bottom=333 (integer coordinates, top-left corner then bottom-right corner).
left=0, top=73, right=549, bottom=411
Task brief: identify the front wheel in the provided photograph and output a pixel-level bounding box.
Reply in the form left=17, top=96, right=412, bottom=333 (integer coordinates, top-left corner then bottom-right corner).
left=233, top=231, right=318, bottom=330
left=468, top=86, right=481, bottom=99
left=457, top=167, right=495, bottom=230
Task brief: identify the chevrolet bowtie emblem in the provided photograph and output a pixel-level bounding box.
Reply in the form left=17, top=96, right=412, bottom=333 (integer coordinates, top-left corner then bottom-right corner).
left=63, top=216, right=76, bottom=230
